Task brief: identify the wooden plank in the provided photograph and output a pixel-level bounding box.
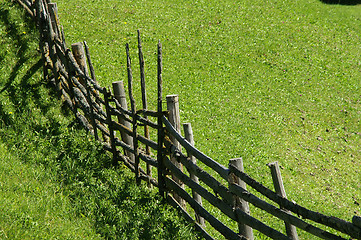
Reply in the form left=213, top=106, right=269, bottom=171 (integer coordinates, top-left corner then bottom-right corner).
left=112, top=99, right=159, bottom=129
left=229, top=183, right=346, bottom=240
left=167, top=194, right=215, bottom=240
left=234, top=208, right=291, bottom=240
left=112, top=115, right=158, bottom=154
left=110, top=106, right=133, bottom=124
left=162, top=115, right=229, bottom=180
left=139, top=153, right=158, bottom=168
left=137, top=115, right=159, bottom=129
left=165, top=141, right=233, bottom=205
left=92, top=110, right=107, bottom=125
left=35, top=0, right=49, bottom=82
left=72, top=87, right=91, bottom=114
left=137, top=134, right=158, bottom=151
left=96, top=121, right=110, bottom=137
left=114, top=138, right=135, bottom=156
left=115, top=150, right=158, bottom=187
left=70, top=76, right=87, bottom=97
left=229, top=165, right=361, bottom=239
left=75, top=112, right=91, bottom=132
left=163, top=156, right=241, bottom=225
left=165, top=177, right=243, bottom=240
left=136, top=109, right=163, bottom=118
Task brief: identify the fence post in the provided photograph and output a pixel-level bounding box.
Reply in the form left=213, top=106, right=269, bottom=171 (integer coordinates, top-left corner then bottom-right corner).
left=228, top=158, right=254, bottom=240
left=125, top=43, right=140, bottom=185
left=103, top=88, right=118, bottom=165
left=112, top=81, right=135, bottom=163
left=70, top=42, right=98, bottom=138
left=157, top=41, right=166, bottom=198
left=47, top=3, right=60, bottom=39
left=83, top=41, right=97, bottom=84
left=183, top=123, right=205, bottom=227
left=45, top=1, right=62, bottom=95
left=166, top=94, right=186, bottom=208
left=71, top=42, right=88, bottom=83
left=268, top=161, right=299, bottom=240
left=138, top=30, right=152, bottom=187
left=35, top=0, right=47, bottom=81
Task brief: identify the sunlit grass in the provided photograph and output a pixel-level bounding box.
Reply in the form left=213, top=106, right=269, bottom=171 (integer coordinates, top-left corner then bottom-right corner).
left=55, top=0, right=361, bottom=238
left=0, top=1, right=202, bottom=239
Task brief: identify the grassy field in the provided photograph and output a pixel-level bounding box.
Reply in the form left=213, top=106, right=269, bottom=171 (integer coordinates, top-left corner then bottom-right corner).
left=0, top=1, right=202, bottom=239
left=54, top=0, right=361, bottom=238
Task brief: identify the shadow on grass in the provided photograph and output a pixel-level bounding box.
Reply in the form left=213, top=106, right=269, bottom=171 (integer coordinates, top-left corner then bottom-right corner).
left=0, top=3, right=202, bottom=240
left=0, top=2, right=37, bottom=92
left=320, top=0, right=361, bottom=5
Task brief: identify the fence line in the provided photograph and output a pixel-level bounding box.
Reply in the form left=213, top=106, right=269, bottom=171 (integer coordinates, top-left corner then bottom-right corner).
left=16, top=1, right=361, bottom=239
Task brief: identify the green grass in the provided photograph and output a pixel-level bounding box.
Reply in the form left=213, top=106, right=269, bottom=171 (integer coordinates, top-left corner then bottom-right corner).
left=0, top=142, right=101, bottom=239
left=54, top=0, right=361, bottom=238
left=0, top=1, right=202, bottom=239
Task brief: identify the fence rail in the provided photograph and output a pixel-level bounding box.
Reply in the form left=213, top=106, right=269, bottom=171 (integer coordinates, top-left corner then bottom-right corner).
left=16, top=1, right=361, bottom=239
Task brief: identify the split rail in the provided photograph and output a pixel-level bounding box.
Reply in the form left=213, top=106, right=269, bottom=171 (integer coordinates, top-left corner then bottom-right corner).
left=15, top=0, right=361, bottom=239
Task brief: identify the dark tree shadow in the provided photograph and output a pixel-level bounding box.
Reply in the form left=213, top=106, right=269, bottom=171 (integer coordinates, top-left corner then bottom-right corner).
left=320, top=0, right=361, bottom=5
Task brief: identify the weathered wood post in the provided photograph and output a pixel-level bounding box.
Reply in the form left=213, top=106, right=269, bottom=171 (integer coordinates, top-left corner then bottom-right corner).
left=45, top=1, right=62, bottom=95
left=166, top=94, right=186, bottom=208
left=35, top=0, right=49, bottom=82
left=70, top=42, right=98, bottom=138
left=126, top=43, right=140, bottom=185
left=183, top=123, right=205, bottom=227
left=103, top=88, right=118, bottom=165
left=47, top=3, right=60, bottom=38
left=83, top=41, right=99, bottom=90
left=71, top=42, right=88, bottom=83
left=228, top=158, right=254, bottom=240
left=112, top=81, right=135, bottom=163
left=138, top=29, right=152, bottom=187
left=268, top=161, right=299, bottom=240
left=157, top=41, right=166, bottom=198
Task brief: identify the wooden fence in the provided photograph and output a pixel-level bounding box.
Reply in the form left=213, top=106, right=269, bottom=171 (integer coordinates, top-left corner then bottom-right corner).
left=16, top=0, right=361, bottom=239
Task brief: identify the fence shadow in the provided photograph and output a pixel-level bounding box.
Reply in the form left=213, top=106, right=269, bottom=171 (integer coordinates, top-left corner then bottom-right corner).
left=1, top=3, right=203, bottom=239
left=11, top=0, right=361, bottom=239
left=320, top=0, right=361, bottom=5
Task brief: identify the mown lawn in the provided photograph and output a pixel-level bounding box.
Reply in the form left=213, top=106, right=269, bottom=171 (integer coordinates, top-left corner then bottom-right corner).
left=55, top=0, right=361, bottom=238
left=0, top=1, right=202, bottom=239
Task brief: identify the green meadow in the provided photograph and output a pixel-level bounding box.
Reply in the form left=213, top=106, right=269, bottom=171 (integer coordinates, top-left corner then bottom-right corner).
left=0, top=1, right=201, bottom=239
left=2, top=0, right=361, bottom=238
left=55, top=0, right=361, bottom=238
